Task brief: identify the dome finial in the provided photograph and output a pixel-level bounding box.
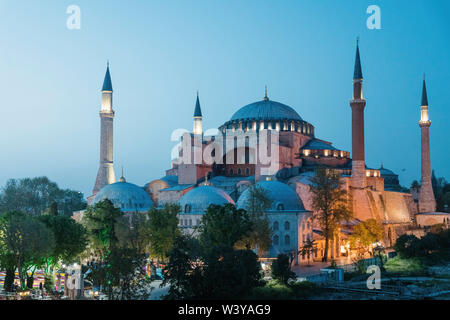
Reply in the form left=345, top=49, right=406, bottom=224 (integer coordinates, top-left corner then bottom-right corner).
left=119, top=166, right=126, bottom=183
left=264, top=85, right=269, bottom=101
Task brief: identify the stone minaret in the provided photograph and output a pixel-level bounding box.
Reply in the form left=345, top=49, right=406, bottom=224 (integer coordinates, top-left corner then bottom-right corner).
left=193, top=92, right=203, bottom=135
left=350, top=40, right=367, bottom=189
left=93, top=63, right=116, bottom=195
left=418, top=76, right=436, bottom=213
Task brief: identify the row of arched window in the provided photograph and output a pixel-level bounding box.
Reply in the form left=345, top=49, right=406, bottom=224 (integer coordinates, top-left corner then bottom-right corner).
left=221, top=120, right=314, bottom=136
left=273, top=234, right=290, bottom=246
left=273, top=221, right=290, bottom=231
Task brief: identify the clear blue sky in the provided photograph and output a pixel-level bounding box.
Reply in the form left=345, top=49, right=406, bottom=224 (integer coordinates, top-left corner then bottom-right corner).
left=0, top=0, right=448, bottom=198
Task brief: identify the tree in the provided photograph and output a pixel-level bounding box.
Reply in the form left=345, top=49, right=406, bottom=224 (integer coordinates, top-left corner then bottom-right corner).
left=198, top=204, right=253, bottom=250
left=236, top=185, right=273, bottom=254
left=0, top=177, right=86, bottom=216
left=38, top=215, right=88, bottom=275
left=162, top=235, right=202, bottom=300
left=309, top=168, right=352, bottom=262
left=163, top=204, right=264, bottom=300
left=146, top=204, right=181, bottom=263
left=271, top=254, right=296, bottom=285
left=349, top=219, right=383, bottom=256
left=394, top=234, right=421, bottom=259
left=0, top=212, right=55, bottom=290
left=299, top=239, right=317, bottom=266
left=83, top=200, right=152, bottom=300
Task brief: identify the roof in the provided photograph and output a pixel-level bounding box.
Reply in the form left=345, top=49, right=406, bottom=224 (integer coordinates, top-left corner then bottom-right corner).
left=93, top=181, right=153, bottom=212
left=302, top=139, right=337, bottom=150
left=179, top=185, right=235, bottom=214
left=194, top=94, right=202, bottom=117
left=161, top=184, right=194, bottom=191
left=353, top=42, right=363, bottom=79
left=421, top=79, right=428, bottom=106
left=379, top=166, right=397, bottom=176
left=102, top=65, right=113, bottom=92
left=236, top=180, right=305, bottom=211
left=229, top=99, right=303, bottom=123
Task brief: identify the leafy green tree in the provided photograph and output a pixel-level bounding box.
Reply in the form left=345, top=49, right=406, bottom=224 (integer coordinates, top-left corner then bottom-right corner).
left=163, top=204, right=263, bottom=300
left=309, top=168, right=352, bottom=262
left=83, top=200, right=152, bottom=299
left=38, top=215, right=88, bottom=275
left=198, top=204, right=253, bottom=250
left=271, top=253, right=296, bottom=285
left=394, top=234, right=421, bottom=259
left=0, top=212, right=55, bottom=290
left=236, top=185, right=273, bottom=254
left=0, top=177, right=86, bottom=216
left=146, top=204, right=181, bottom=263
left=349, top=219, right=383, bottom=255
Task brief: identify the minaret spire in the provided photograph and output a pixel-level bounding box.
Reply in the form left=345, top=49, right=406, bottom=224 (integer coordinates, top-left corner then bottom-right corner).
left=264, top=85, right=269, bottom=101
left=350, top=39, right=367, bottom=189
left=418, top=75, right=436, bottom=213
left=92, top=63, right=116, bottom=198
left=193, top=92, right=203, bottom=135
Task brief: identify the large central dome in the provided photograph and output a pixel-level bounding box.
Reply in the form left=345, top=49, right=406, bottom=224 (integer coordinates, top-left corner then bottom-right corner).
left=230, top=99, right=303, bottom=122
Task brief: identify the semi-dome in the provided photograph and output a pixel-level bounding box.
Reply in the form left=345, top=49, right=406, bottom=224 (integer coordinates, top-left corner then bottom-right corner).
left=179, top=185, right=235, bottom=214
left=236, top=180, right=305, bottom=211
left=230, top=99, right=303, bottom=122
left=93, top=180, right=154, bottom=212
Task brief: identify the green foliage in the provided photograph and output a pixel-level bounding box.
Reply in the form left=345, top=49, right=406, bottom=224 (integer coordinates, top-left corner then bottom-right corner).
left=309, top=168, right=352, bottom=261
left=384, top=257, right=425, bottom=275
left=199, top=204, right=253, bottom=249
left=163, top=205, right=263, bottom=300
left=349, top=219, right=383, bottom=254
left=0, top=211, right=55, bottom=289
left=236, top=185, right=273, bottom=253
left=146, top=203, right=182, bottom=261
left=271, top=254, right=296, bottom=285
left=246, top=281, right=294, bottom=300
left=393, top=229, right=450, bottom=264
left=83, top=200, right=152, bottom=300
left=83, top=200, right=122, bottom=255
left=38, top=214, right=88, bottom=271
left=0, top=177, right=86, bottom=216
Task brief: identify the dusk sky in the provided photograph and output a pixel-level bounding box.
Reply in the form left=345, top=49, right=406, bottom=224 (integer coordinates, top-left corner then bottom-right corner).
left=0, top=0, right=448, bottom=198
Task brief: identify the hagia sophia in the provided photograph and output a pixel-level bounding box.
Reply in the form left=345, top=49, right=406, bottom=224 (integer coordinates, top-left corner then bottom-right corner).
left=74, top=41, right=450, bottom=264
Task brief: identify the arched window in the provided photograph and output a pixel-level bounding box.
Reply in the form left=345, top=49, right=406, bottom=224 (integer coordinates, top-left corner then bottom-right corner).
left=229, top=168, right=234, bottom=175
left=284, top=221, right=290, bottom=231
left=184, top=204, right=191, bottom=213
left=273, top=221, right=279, bottom=231
left=285, top=235, right=290, bottom=245
left=277, top=203, right=285, bottom=211
left=237, top=168, right=242, bottom=175
left=273, top=235, right=279, bottom=245
left=245, top=167, right=250, bottom=175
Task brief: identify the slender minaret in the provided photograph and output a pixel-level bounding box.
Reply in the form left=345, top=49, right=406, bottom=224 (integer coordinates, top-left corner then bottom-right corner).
left=418, top=76, right=436, bottom=213
left=350, top=40, right=367, bottom=189
left=93, top=63, right=116, bottom=195
left=193, top=92, right=203, bottom=135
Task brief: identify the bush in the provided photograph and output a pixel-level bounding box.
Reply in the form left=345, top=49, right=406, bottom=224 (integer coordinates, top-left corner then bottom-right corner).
left=384, top=257, right=426, bottom=275
left=271, top=254, right=296, bottom=284
left=246, top=282, right=294, bottom=300
left=290, top=281, right=323, bottom=299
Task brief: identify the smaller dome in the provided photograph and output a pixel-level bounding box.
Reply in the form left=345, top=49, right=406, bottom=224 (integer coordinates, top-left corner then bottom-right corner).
left=236, top=180, right=305, bottom=211
left=93, top=181, right=154, bottom=212
left=379, top=167, right=397, bottom=176
left=179, top=185, right=235, bottom=214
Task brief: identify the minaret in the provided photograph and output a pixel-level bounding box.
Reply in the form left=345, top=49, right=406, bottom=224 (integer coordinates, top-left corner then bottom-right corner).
left=93, top=63, right=116, bottom=195
left=193, top=92, right=203, bottom=135
left=418, top=76, right=436, bottom=213
left=350, top=39, right=367, bottom=189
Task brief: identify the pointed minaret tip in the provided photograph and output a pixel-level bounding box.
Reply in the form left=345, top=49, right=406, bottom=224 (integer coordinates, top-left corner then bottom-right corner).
left=264, top=85, right=269, bottom=101
left=102, top=62, right=113, bottom=92
left=353, top=38, right=363, bottom=80
left=194, top=92, right=202, bottom=117
left=421, top=75, right=428, bottom=106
